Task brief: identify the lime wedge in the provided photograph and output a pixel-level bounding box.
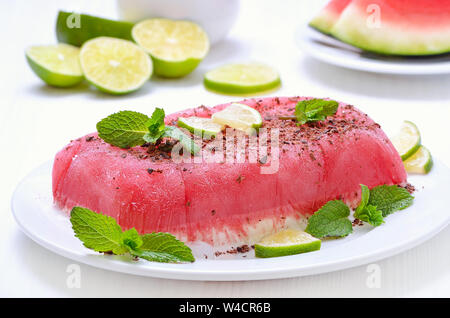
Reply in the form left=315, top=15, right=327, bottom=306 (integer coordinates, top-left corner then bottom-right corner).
left=79, top=37, right=152, bottom=95
left=178, top=117, right=224, bottom=137
left=211, top=103, right=262, bottom=134
left=132, top=18, right=209, bottom=78
left=255, top=229, right=321, bottom=258
left=26, top=44, right=83, bottom=87
left=56, top=11, right=134, bottom=46
left=403, top=146, right=433, bottom=174
left=391, top=120, right=421, bottom=160
left=203, top=63, right=281, bottom=95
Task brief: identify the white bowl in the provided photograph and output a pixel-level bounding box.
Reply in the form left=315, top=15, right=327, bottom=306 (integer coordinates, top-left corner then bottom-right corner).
left=117, top=0, right=240, bottom=45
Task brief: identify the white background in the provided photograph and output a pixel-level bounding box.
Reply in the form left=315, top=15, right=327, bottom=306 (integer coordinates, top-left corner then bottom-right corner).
left=1, top=0, right=449, bottom=297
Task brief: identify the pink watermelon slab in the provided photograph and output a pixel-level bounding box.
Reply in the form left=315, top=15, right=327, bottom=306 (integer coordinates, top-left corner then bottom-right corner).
left=52, top=97, right=407, bottom=250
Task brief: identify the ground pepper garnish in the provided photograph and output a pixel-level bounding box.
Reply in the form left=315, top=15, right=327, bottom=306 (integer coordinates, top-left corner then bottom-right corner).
left=236, top=175, right=245, bottom=183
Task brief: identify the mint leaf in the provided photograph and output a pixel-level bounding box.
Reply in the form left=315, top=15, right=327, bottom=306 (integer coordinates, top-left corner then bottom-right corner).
left=70, top=207, right=129, bottom=255
left=355, top=204, right=384, bottom=227
left=305, top=200, right=353, bottom=238
left=355, top=184, right=370, bottom=216
left=129, top=233, right=195, bottom=263
left=295, top=99, right=339, bottom=125
left=144, top=108, right=166, bottom=143
left=354, top=184, right=384, bottom=227
left=122, top=228, right=143, bottom=250
left=71, top=206, right=195, bottom=263
left=368, top=185, right=414, bottom=217
left=164, top=125, right=201, bottom=155
left=97, top=111, right=149, bottom=148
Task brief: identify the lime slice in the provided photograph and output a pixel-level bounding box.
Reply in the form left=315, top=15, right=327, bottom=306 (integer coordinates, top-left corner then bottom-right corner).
left=26, top=44, right=83, bottom=87
left=211, top=103, right=263, bottom=134
left=132, top=18, right=209, bottom=78
left=403, top=146, right=433, bottom=174
left=178, top=117, right=224, bottom=137
left=56, top=11, right=134, bottom=46
left=391, top=120, right=421, bottom=160
left=79, top=37, right=152, bottom=95
left=255, top=229, right=321, bottom=258
left=204, top=63, right=281, bottom=95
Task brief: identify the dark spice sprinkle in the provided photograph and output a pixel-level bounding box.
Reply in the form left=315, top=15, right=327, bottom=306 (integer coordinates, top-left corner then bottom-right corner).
left=258, top=155, right=268, bottom=164
left=160, top=152, right=170, bottom=159
left=404, top=183, right=416, bottom=194
left=236, top=175, right=245, bottom=183
left=236, top=245, right=250, bottom=253
left=211, top=210, right=216, bottom=216
left=121, top=154, right=127, bottom=158
left=85, top=136, right=94, bottom=142
left=147, top=168, right=154, bottom=174
left=186, top=201, right=191, bottom=207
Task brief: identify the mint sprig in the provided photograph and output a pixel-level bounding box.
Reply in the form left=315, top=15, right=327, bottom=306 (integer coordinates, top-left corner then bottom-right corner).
left=97, top=108, right=200, bottom=155
left=143, top=107, right=166, bottom=143
left=354, top=184, right=384, bottom=227
left=355, top=205, right=384, bottom=227
left=70, top=207, right=195, bottom=263
left=354, top=184, right=414, bottom=226
left=305, top=200, right=353, bottom=238
left=294, top=99, right=339, bottom=125
left=305, top=183, right=414, bottom=238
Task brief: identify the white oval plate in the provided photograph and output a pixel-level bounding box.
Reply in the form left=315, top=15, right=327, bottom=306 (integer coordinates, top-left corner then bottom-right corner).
left=296, top=25, right=450, bottom=75
left=12, top=160, right=450, bottom=281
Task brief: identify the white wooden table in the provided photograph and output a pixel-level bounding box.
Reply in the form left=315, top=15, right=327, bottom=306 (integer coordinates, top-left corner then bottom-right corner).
left=1, top=0, right=449, bottom=297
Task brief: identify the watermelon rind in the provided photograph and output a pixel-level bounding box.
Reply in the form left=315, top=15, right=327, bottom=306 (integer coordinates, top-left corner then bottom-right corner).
left=330, top=2, right=450, bottom=56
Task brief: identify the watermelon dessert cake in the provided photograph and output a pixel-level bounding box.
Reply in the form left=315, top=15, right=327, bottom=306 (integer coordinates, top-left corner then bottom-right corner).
left=52, top=97, right=408, bottom=255
left=310, top=0, right=450, bottom=56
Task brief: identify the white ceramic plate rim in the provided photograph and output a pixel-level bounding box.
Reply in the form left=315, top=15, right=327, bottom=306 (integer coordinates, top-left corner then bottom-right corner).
left=296, top=25, right=450, bottom=75
left=12, top=160, right=450, bottom=281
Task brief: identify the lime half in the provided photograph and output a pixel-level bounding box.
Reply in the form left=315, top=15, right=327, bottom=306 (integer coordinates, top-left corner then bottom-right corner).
left=26, top=44, right=83, bottom=87
left=391, top=120, right=421, bottom=160
left=403, top=146, right=433, bottom=174
left=204, top=63, right=281, bottom=95
left=255, top=229, right=321, bottom=258
left=211, top=103, right=262, bottom=134
left=80, top=37, right=152, bottom=95
left=178, top=117, right=224, bottom=137
left=132, top=18, right=209, bottom=78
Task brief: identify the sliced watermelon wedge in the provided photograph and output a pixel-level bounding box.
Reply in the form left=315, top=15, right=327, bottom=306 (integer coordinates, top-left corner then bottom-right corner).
left=309, top=0, right=353, bottom=35
left=331, top=0, right=450, bottom=55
